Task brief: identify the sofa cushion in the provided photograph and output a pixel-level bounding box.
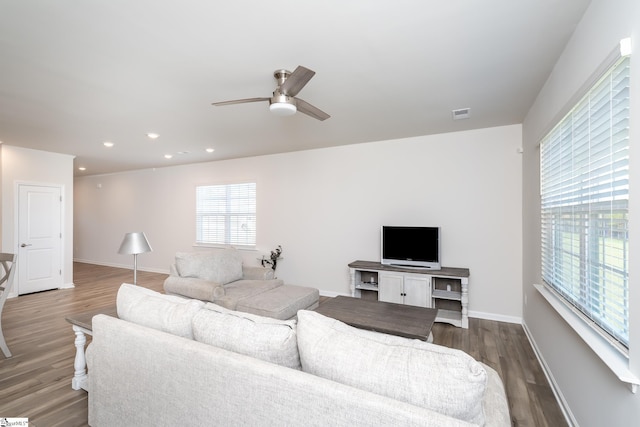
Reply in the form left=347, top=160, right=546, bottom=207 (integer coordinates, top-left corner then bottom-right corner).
left=213, top=279, right=283, bottom=310
left=296, top=310, right=487, bottom=425
left=175, top=248, right=243, bottom=285
left=164, top=275, right=226, bottom=301
left=236, top=284, right=319, bottom=320
left=192, top=303, right=301, bottom=369
left=116, top=283, right=204, bottom=339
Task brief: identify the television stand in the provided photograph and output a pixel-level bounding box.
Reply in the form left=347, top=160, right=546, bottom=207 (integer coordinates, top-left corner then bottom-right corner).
left=348, top=260, right=469, bottom=328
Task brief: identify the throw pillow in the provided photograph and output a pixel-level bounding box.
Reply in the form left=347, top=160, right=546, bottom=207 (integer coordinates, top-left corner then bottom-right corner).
left=116, top=283, right=204, bottom=339
left=296, top=310, right=487, bottom=425
left=192, top=303, right=301, bottom=369
left=175, top=248, right=243, bottom=285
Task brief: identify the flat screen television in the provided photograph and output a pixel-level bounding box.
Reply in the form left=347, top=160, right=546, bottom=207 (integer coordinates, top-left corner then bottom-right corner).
left=380, top=226, right=441, bottom=270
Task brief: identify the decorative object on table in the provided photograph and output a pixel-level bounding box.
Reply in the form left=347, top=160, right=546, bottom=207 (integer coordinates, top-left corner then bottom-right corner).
left=261, top=245, right=282, bottom=271
left=118, top=232, right=152, bottom=285
left=0, top=252, right=17, bottom=358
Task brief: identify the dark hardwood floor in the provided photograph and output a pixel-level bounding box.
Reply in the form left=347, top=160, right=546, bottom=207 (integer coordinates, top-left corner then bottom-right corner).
left=0, top=262, right=565, bottom=426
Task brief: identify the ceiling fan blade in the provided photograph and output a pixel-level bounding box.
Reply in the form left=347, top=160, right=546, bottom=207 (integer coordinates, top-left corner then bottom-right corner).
left=212, top=97, right=269, bottom=106
left=279, top=66, right=315, bottom=97
left=296, top=98, right=330, bottom=121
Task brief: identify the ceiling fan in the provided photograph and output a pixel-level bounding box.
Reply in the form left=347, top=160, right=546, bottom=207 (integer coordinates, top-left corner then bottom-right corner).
left=212, top=66, right=330, bottom=121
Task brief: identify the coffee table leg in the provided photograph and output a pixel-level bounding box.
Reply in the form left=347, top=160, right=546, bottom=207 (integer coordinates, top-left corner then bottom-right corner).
left=71, top=325, right=89, bottom=391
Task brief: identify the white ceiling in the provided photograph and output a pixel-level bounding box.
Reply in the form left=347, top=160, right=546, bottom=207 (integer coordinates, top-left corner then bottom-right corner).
left=0, top=0, right=591, bottom=176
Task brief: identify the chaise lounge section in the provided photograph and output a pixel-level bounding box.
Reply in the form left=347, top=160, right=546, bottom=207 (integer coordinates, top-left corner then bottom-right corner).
left=163, top=247, right=319, bottom=319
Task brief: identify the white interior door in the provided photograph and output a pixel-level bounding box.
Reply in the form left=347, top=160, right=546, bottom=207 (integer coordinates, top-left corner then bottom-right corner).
left=18, top=184, right=63, bottom=294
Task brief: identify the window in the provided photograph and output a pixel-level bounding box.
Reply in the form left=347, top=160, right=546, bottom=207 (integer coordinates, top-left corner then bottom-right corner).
left=540, top=56, right=630, bottom=349
left=196, top=183, right=256, bottom=247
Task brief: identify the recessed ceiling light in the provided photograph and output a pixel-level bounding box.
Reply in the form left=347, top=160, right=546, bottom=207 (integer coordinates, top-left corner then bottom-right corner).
left=164, top=154, right=173, bottom=159
left=206, top=148, right=215, bottom=153
left=147, top=133, right=159, bottom=139
left=103, top=141, right=114, bottom=147
left=78, top=167, right=86, bottom=171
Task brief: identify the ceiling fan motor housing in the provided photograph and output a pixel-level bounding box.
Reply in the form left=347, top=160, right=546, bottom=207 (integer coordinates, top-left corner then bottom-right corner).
left=273, top=69, right=292, bottom=88
left=269, top=70, right=297, bottom=115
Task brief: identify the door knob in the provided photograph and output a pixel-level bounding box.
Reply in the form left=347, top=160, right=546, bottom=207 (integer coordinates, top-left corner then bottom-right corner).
left=20, top=243, right=32, bottom=247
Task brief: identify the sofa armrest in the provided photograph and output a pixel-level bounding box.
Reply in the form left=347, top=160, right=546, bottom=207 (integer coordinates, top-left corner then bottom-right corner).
left=242, top=265, right=275, bottom=280
left=163, top=276, right=225, bottom=302
left=479, top=363, right=511, bottom=427
left=169, top=264, right=179, bottom=276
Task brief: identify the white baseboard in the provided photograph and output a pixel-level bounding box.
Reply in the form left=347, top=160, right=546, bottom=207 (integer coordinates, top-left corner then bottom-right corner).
left=468, top=310, right=522, bottom=324
left=319, top=290, right=350, bottom=298
left=522, top=321, right=578, bottom=427
left=73, top=258, right=170, bottom=275
left=68, top=262, right=523, bottom=325
left=73, top=258, right=129, bottom=269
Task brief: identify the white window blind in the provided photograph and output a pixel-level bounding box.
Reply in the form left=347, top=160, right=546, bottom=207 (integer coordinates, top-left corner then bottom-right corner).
left=196, top=183, right=256, bottom=247
left=540, top=56, right=630, bottom=348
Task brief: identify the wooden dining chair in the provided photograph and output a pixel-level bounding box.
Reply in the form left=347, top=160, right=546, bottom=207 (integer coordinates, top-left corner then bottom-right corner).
left=0, top=253, right=17, bottom=358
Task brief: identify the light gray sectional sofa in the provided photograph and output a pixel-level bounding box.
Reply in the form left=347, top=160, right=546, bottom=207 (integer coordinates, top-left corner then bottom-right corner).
left=87, top=284, right=510, bottom=426
left=163, top=248, right=319, bottom=319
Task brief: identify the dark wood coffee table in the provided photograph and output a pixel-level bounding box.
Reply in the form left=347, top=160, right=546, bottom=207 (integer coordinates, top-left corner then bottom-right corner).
left=314, top=296, right=437, bottom=341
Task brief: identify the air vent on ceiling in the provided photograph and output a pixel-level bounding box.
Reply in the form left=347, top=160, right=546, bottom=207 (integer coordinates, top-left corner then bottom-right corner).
left=452, top=108, right=470, bottom=120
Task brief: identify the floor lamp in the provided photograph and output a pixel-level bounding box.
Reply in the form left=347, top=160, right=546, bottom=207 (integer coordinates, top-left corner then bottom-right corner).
left=118, top=232, right=152, bottom=285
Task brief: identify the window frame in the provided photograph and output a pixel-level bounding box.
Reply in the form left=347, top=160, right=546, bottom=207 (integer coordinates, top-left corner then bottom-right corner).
left=536, top=42, right=638, bottom=391
left=540, top=53, right=630, bottom=350
left=195, top=182, right=257, bottom=249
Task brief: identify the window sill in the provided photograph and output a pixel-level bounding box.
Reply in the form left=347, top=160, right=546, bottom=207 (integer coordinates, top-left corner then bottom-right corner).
left=534, top=283, right=639, bottom=393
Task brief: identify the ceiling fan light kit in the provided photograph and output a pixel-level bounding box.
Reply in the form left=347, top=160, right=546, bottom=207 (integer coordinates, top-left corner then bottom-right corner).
left=269, top=95, right=297, bottom=116
left=269, top=103, right=296, bottom=116
left=212, top=65, right=330, bottom=121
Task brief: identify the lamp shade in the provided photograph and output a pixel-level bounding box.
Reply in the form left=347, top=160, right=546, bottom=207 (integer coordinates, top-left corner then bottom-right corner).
left=118, top=232, right=152, bottom=255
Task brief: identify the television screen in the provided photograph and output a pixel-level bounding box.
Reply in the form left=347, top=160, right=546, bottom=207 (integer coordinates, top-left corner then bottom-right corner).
left=381, top=226, right=440, bottom=270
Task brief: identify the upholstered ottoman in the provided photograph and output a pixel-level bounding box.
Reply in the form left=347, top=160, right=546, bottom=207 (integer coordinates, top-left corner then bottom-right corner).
left=236, top=285, right=319, bottom=320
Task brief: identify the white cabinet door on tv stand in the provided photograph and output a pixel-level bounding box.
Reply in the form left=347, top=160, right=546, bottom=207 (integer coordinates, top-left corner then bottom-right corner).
left=378, top=273, right=403, bottom=304
left=379, top=273, right=430, bottom=308
left=404, top=275, right=430, bottom=307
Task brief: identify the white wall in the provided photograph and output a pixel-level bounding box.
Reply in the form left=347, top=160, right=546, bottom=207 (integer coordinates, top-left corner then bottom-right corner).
left=74, top=124, right=523, bottom=321
left=0, top=145, right=75, bottom=292
left=522, top=0, right=640, bottom=425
